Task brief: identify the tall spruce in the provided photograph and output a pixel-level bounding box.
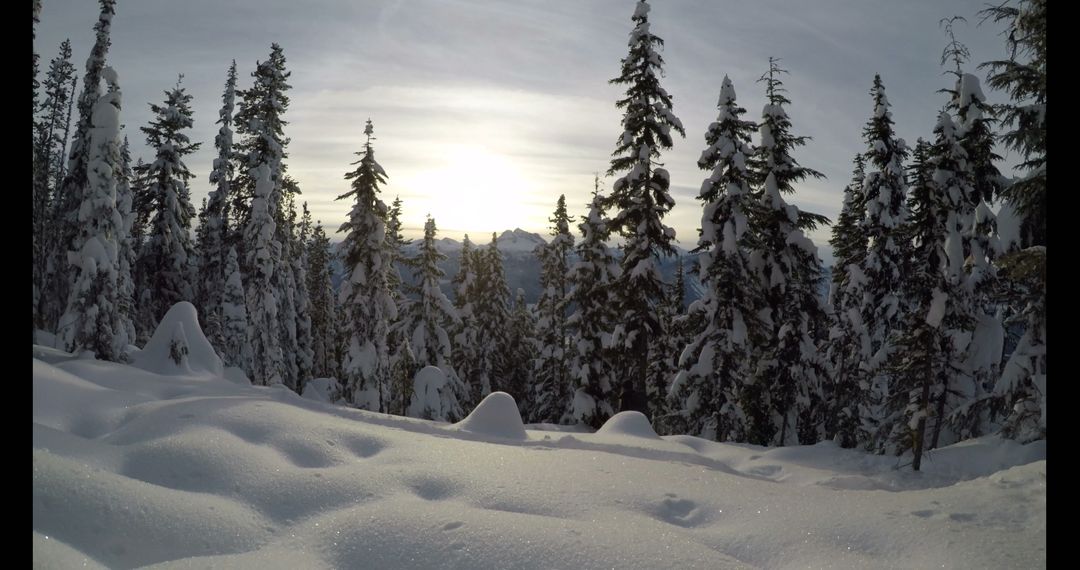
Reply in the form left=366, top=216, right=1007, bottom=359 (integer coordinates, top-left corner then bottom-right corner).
left=397, top=217, right=467, bottom=421
left=745, top=59, right=829, bottom=446
left=471, top=234, right=512, bottom=398
left=670, top=76, right=762, bottom=441
left=244, top=161, right=284, bottom=386
left=532, top=195, right=574, bottom=423
left=197, top=61, right=238, bottom=356
left=58, top=67, right=127, bottom=360
left=567, top=185, right=621, bottom=429
left=307, top=220, right=339, bottom=379
left=451, top=234, right=482, bottom=408
left=506, top=288, right=538, bottom=412
left=293, top=203, right=316, bottom=392
left=824, top=154, right=871, bottom=446
left=980, top=0, right=1045, bottom=441
left=337, top=120, right=395, bottom=411
left=115, top=137, right=137, bottom=348
left=135, top=76, right=201, bottom=328
left=49, top=0, right=117, bottom=338
left=605, top=0, right=686, bottom=417
left=221, top=246, right=250, bottom=370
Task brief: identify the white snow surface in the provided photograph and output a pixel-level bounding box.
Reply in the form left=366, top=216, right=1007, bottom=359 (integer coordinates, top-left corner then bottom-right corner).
left=33, top=356, right=1045, bottom=569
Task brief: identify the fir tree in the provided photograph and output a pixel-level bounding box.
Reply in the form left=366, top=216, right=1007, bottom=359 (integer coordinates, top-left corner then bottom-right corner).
left=221, top=246, right=250, bottom=370
left=396, top=216, right=467, bottom=421
left=605, top=0, right=686, bottom=417
left=566, top=185, right=620, bottom=429
left=307, top=221, right=339, bottom=379
left=33, top=39, right=78, bottom=331
left=49, top=0, right=117, bottom=337
left=244, top=162, right=285, bottom=386
left=337, top=120, right=395, bottom=411
left=58, top=66, right=127, bottom=360
left=197, top=61, right=237, bottom=356
left=135, top=76, right=201, bottom=328
left=505, top=288, right=538, bottom=413
left=532, top=195, right=574, bottom=423
left=451, top=234, right=482, bottom=408
left=115, top=137, right=137, bottom=349
left=745, top=59, right=829, bottom=446
left=670, top=76, right=762, bottom=441
left=277, top=190, right=302, bottom=390
left=294, top=203, right=316, bottom=392
left=471, top=234, right=512, bottom=398
left=824, top=154, right=870, bottom=447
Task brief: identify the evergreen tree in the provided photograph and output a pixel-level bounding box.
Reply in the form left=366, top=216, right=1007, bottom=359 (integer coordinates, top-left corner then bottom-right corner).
left=451, top=234, right=482, bottom=408
left=244, top=162, right=284, bottom=386
left=337, top=120, right=395, bottom=411
left=33, top=39, right=78, bottom=331
left=532, top=195, right=574, bottom=423
left=293, top=203, right=316, bottom=392
left=605, top=0, right=686, bottom=417
left=646, top=261, right=683, bottom=431
left=471, top=234, right=513, bottom=397
left=384, top=195, right=410, bottom=367
left=824, top=154, right=871, bottom=446
left=745, top=59, right=829, bottom=446
left=197, top=61, right=237, bottom=356
left=58, top=66, right=127, bottom=360
left=221, top=246, right=250, bottom=370
left=980, top=0, right=1045, bottom=441
left=49, top=0, right=117, bottom=337
left=505, top=288, right=538, bottom=413
left=115, top=137, right=137, bottom=349
left=307, top=220, right=339, bottom=379
left=396, top=216, right=467, bottom=421
left=135, top=76, right=201, bottom=328
left=388, top=337, right=418, bottom=416
left=277, top=190, right=301, bottom=390
left=566, top=185, right=621, bottom=429
left=670, top=76, right=762, bottom=441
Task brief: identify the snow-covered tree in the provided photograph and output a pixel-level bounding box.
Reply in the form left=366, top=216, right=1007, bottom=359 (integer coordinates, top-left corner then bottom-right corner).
left=221, top=246, right=250, bottom=369
left=244, top=162, right=284, bottom=386
left=58, top=66, right=127, bottom=360
left=605, top=0, right=686, bottom=416
left=196, top=61, right=237, bottom=356
left=505, top=288, right=538, bottom=413
left=745, top=59, right=829, bottom=446
left=135, top=76, right=201, bottom=328
left=824, top=154, right=870, bottom=447
left=532, top=195, right=574, bottom=423
left=307, top=220, right=339, bottom=379
left=293, top=203, right=316, bottom=392
left=566, top=185, right=620, bottom=429
left=471, top=234, right=512, bottom=397
left=33, top=39, right=78, bottom=331
left=337, top=119, right=395, bottom=411
left=49, top=0, right=116, bottom=337
left=276, top=190, right=302, bottom=390
left=115, top=137, right=137, bottom=348
left=669, top=76, right=762, bottom=441
left=451, top=234, right=482, bottom=409
left=396, top=216, right=466, bottom=421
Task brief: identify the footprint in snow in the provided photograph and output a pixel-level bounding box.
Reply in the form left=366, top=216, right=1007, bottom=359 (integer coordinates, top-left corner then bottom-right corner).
left=443, top=521, right=465, bottom=531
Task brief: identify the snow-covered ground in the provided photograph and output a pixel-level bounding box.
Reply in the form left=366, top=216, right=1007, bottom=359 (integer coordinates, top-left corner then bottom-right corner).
left=33, top=342, right=1045, bottom=568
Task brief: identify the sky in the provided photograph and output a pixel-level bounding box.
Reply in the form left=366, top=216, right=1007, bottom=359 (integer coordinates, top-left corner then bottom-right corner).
left=36, top=0, right=1018, bottom=266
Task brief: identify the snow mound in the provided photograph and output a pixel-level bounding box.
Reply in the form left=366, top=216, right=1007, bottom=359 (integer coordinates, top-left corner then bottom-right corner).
left=596, top=411, right=660, bottom=439
left=301, top=377, right=344, bottom=404
left=133, top=302, right=223, bottom=377
left=453, top=391, right=527, bottom=440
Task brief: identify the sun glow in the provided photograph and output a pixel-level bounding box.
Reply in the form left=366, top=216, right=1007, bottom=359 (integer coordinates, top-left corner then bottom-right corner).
left=397, top=144, right=540, bottom=238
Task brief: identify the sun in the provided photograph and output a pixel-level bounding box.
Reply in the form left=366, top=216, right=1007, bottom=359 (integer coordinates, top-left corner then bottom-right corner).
left=398, top=144, right=539, bottom=238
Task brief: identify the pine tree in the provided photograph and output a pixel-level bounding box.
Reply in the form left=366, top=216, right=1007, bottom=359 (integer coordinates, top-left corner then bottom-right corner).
left=396, top=216, right=467, bottom=421
left=745, top=59, right=829, bottom=446
left=669, top=76, right=762, bottom=441
left=49, top=0, right=117, bottom=338
left=337, top=120, right=395, bottom=411
left=505, top=288, right=538, bottom=413
left=384, top=195, right=410, bottom=370
left=135, top=76, right=201, bottom=328
left=566, top=185, right=620, bottom=429
left=244, top=162, right=285, bottom=386
left=451, top=234, right=482, bottom=408
left=115, top=137, right=137, bottom=349
left=980, top=0, right=1045, bottom=441
left=471, top=234, right=513, bottom=398
left=197, top=61, right=238, bottom=357
left=837, top=74, right=909, bottom=450
left=58, top=66, right=127, bottom=360
left=532, top=195, right=574, bottom=423
left=34, top=39, right=78, bottom=331
left=605, top=0, right=686, bottom=417
left=277, top=190, right=301, bottom=390
left=221, top=246, right=250, bottom=370
left=824, top=154, right=870, bottom=446
left=293, top=203, right=316, bottom=392
left=308, top=220, right=339, bottom=379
